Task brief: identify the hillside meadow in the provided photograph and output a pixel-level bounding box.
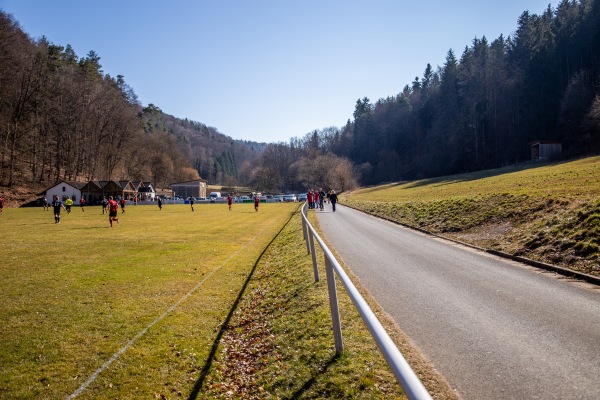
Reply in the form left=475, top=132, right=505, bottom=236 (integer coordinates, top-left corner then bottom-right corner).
left=1, top=202, right=451, bottom=399
left=342, top=156, right=600, bottom=276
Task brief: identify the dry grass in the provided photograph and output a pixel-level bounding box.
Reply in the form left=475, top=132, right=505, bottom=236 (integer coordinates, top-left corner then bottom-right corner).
left=342, top=156, right=600, bottom=276
left=0, top=202, right=297, bottom=398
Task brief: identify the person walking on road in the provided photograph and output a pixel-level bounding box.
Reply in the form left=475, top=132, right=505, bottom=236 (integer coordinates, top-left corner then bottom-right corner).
left=329, top=190, right=339, bottom=212
left=319, top=188, right=326, bottom=210
left=51, top=195, right=66, bottom=223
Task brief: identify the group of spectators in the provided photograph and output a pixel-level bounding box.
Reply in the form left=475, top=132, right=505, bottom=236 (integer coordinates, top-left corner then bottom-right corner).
left=307, top=188, right=339, bottom=212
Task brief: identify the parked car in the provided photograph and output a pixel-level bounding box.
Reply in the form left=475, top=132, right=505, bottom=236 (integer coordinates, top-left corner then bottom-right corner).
left=298, top=193, right=307, bottom=201
left=273, top=194, right=284, bottom=202
left=283, top=194, right=297, bottom=202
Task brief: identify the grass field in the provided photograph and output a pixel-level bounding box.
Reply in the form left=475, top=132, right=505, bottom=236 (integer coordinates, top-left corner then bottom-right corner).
left=342, top=156, right=600, bottom=276
left=0, top=202, right=300, bottom=398
left=1, top=201, right=456, bottom=399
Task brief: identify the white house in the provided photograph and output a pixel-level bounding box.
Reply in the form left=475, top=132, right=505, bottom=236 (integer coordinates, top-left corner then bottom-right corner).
left=45, top=181, right=86, bottom=204
left=137, top=183, right=156, bottom=201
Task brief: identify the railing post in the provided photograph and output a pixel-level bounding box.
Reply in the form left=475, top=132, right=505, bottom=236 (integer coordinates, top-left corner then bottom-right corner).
left=325, top=256, right=344, bottom=355
left=302, top=204, right=311, bottom=255
left=308, top=230, right=320, bottom=282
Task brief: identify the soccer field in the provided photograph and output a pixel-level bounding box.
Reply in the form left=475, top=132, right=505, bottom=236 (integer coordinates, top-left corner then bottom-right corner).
left=0, top=202, right=299, bottom=398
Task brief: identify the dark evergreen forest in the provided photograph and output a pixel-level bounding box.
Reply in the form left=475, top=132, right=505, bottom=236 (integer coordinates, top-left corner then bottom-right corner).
left=324, top=0, right=600, bottom=184
left=2, top=1, right=600, bottom=192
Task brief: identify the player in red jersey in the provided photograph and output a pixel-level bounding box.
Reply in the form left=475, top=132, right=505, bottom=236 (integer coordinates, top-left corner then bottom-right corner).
left=108, top=196, right=120, bottom=227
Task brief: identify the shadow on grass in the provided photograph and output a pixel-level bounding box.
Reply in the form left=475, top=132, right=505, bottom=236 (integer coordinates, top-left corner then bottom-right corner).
left=400, top=160, right=560, bottom=190
left=288, top=354, right=340, bottom=399
left=186, top=210, right=298, bottom=400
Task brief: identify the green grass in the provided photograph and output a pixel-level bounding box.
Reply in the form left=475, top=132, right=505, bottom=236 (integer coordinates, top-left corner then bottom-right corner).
left=1, top=202, right=453, bottom=399
left=201, top=211, right=409, bottom=399
left=342, top=156, right=600, bottom=276
left=0, top=203, right=298, bottom=398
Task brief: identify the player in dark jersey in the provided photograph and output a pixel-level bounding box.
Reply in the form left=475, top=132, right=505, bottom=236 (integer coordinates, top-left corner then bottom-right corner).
left=52, top=195, right=66, bottom=223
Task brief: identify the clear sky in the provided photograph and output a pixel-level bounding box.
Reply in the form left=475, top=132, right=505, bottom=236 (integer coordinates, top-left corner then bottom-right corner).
left=1, top=0, right=555, bottom=143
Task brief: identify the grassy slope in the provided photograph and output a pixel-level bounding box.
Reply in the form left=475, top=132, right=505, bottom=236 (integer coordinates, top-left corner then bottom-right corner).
left=202, top=208, right=457, bottom=399
left=341, top=156, right=600, bottom=276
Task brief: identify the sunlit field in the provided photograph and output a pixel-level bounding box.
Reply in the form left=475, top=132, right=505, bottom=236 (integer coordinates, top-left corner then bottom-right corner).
left=0, top=202, right=298, bottom=398
left=343, top=157, right=600, bottom=275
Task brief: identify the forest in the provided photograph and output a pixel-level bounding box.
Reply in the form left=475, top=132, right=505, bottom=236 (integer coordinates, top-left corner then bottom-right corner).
left=306, top=0, right=600, bottom=184
left=1, top=0, right=600, bottom=193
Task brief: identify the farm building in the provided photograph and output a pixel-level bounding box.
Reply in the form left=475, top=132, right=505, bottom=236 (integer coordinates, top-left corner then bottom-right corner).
left=170, top=179, right=207, bottom=199
left=530, top=141, right=562, bottom=161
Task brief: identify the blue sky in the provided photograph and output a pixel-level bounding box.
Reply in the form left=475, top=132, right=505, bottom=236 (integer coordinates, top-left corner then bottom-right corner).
left=1, top=1, right=555, bottom=143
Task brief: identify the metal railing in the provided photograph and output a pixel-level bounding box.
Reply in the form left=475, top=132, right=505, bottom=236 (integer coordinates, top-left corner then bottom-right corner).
left=301, top=202, right=432, bottom=400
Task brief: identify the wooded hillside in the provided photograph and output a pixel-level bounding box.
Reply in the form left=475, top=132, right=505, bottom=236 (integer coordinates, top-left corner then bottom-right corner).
left=0, top=10, right=263, bottom=190
left=2, top=1, right=600, bottom=195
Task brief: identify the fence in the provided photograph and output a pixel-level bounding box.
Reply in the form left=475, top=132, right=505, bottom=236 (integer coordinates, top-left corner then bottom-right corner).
left=300, top=203, right=432, bottom=400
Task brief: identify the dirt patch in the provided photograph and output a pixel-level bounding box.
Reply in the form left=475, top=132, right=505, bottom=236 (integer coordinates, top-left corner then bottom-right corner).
left=0, top=185, right=46, bottom=208
left=448, top=222, right=516, bottom=249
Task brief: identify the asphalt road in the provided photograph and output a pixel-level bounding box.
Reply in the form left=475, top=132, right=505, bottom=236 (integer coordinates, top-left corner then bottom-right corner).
left=315, top=204, right=600, bottom=400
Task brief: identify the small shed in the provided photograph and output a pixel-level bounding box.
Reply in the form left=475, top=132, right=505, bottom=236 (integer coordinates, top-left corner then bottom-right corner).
left=170, top=179, right=207, bottom=199
left=530, top=141, right=562, bottom=161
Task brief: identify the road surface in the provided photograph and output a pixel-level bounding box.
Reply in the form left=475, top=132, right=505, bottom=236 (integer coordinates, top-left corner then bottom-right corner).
left=316, top=204, right=600, bottom=400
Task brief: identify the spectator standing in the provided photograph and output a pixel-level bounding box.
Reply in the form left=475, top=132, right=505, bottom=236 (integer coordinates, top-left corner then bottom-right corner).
left=329, top=190, right=339, bottom=212
left=108, top=196, right=119, bottom=227
left=52, top=195, right=66, bottom=223
left=307, top=190, right=314, bottom=209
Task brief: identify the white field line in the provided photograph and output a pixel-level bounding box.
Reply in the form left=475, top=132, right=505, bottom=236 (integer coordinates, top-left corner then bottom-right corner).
left=67, top=224, right=274, bottom=399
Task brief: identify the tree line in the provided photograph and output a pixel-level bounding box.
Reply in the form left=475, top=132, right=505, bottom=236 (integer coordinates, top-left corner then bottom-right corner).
left=2, top=1, right=599, bottom=194
left=220, top=0, right=600, bottom=190
left=324, top=0, right=600, bottom=184
left=0, top=10, right=262, bottom=190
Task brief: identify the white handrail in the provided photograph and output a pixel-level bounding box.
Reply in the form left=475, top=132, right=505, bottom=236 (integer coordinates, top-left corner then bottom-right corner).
left=301, top=203, right=432, bottom=400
